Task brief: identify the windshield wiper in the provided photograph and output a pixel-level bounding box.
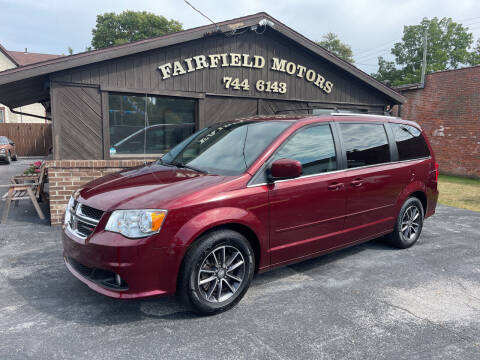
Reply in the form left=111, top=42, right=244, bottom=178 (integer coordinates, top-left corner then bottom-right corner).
left=157, top=158, right=178, bottom=168
left=171, top=161, right=208, bottom=174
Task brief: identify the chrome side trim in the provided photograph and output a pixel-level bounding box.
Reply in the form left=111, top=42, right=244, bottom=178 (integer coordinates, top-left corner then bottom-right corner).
left=247, top=156, right=431, bottom=188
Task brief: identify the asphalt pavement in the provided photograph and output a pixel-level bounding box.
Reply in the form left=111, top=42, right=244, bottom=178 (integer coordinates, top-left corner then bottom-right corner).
left=0, top=160, right=479, bottom=359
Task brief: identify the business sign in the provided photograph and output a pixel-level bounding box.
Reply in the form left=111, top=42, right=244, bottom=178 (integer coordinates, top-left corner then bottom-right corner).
left=157, top=53, right=333, bottom=95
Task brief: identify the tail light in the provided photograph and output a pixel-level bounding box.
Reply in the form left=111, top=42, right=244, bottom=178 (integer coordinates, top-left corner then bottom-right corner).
left=434, top=162, right=439, bottom=181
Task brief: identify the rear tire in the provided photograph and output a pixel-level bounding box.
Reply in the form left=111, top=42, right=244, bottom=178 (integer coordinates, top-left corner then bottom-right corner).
left=385, top=197, right=424, bottom=249
left=177, top=229, right=255, bottom=315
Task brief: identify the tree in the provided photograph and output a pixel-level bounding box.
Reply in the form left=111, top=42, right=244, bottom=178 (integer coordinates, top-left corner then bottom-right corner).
left=469, top=39, right=480, bottom=66
left=372, top=17, right=475, bottom=86
left=316, top=33, right=354, bottom=63
left=91, top=11, right=183, bottom=49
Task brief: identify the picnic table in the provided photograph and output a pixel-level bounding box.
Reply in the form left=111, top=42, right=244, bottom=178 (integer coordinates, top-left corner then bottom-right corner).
left=1, top=163, right=47, bottom=224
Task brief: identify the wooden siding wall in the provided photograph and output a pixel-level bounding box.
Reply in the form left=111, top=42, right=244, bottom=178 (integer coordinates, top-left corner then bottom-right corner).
left=51, top=84, right=103, bottom=160
left=51, top=29, right=390, bottom=105
left=0, top=123, right=52, bottom=156
left=203, top=96, right=258, bottom=128
left=50, top=29, right=390, bottom=159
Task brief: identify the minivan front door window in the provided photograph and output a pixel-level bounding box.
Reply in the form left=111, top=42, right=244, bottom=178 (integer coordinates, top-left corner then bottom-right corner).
left=272, top=124, right=337, bottom=175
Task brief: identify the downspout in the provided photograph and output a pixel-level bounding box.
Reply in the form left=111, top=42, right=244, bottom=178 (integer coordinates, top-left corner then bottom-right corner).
left=8, top=107, right=52, bottom=121
left=420, top=28, right=428, bottom=89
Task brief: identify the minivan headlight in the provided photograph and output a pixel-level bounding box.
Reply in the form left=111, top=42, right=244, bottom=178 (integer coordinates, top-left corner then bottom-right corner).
left=105, top=210, right=167, bottom=238
left=64, top=196, right=75, bottom=225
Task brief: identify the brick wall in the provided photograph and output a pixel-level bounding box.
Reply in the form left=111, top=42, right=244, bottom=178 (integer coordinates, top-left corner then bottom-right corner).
left=46, top=160, right=152, bottom=225
left=393, top=67, right=480, bottom=178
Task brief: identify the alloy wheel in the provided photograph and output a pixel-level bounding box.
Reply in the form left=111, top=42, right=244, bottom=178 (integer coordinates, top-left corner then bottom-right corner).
left=197, top=245, right=245, bottom=303
left=401, top=205, right=421, bottom=241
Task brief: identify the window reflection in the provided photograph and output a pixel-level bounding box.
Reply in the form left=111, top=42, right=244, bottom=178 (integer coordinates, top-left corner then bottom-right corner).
left=339, top=123, right=390, bottom=168
left=163, top=121, right=292, bottom=176
left=273, top=125, right=337, bottom=175
left=392, top=124, right=430, bottom=160
left=108, top=94, right=196, bottom=156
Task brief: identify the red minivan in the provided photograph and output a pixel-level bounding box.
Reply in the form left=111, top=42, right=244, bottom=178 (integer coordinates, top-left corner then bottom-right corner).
left=62, top=114, right=438, bottom=314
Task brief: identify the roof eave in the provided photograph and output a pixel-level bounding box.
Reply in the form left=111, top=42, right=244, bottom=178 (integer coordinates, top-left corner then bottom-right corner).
left=0, top=43, right=19, bottom=67
left=0, top=12, right=405, bottom=104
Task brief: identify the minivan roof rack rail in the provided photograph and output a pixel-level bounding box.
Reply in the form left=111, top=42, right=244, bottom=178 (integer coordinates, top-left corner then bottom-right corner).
left=275, top=107, right=344, bottom=115
left=274, top=107, right=316, bottom=114
left=331, top=112, right=398, bottom=119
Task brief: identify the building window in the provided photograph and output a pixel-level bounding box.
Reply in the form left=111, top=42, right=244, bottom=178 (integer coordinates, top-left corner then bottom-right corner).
left=0, top=108, right=5, bottom=123
left=339, top=123, right=390, bottom=168
left=108, top=94, right=196, bottom=157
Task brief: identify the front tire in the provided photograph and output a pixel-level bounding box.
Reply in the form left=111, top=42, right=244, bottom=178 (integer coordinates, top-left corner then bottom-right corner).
left=12, top=153, right=17, bottom=161
left=178, top=229, right=255, bottom=315
left=385, top=197, right=424, bottom=249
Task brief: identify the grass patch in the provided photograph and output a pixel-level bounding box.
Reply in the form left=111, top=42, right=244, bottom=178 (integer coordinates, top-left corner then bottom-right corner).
left=438, top=175, right=480, bottom=212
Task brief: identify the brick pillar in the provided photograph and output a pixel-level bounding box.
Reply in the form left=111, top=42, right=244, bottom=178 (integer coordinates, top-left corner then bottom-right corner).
left=46, top=160, right=152, bottom=225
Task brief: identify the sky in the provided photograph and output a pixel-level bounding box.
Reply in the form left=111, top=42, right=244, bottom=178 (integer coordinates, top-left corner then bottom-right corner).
left=1, top=0, right=480, bottom=74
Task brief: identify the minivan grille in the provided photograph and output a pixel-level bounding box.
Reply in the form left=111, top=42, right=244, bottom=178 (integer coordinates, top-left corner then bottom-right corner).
left=68, top=201, right=104, bottom=239
left=79, top=204, right=103, bottom=221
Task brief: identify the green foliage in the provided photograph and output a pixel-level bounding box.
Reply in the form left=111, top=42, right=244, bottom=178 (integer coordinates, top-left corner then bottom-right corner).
left=91, top=11, right=183, bottom=49
left=372, top=17, right=476, bottom=86
left=317, top=33, right=354, bottom=63
left=469, top=39, right=480, bottom=66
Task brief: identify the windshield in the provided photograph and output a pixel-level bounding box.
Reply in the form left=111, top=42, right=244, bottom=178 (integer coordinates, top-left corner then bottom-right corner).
left=161, top=121, right=292, bottom=175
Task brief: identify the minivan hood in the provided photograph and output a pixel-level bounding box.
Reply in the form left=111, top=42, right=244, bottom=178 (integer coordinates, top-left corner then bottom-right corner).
left=77, top=162, right=228, bottom=211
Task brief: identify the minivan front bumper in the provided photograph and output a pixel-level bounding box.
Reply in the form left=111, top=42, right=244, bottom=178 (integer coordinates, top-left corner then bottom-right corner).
left=62, top=228, right=184, bottom=298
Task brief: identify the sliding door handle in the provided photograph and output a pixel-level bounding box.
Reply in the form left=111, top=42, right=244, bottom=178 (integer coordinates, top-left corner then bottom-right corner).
left=327, top=182, right=344, bottom=191
left=350, top=178, right=363, bottom=187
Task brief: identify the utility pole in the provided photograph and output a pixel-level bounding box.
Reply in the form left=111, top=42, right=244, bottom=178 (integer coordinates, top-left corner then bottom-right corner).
left=420, top=28, right=428, bottom=86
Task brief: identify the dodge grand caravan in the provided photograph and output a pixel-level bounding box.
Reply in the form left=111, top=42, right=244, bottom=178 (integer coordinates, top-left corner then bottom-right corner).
left=62, top=114, right=439, bottom=314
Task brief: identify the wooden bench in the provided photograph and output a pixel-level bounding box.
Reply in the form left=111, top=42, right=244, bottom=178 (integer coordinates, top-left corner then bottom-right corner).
left=1, top=163, right=47, bottom=224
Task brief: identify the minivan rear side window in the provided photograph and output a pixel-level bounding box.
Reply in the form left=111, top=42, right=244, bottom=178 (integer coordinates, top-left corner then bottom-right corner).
left=391, top=123, right=430, bottom=160
left=339, top=123, right=390, bottom=168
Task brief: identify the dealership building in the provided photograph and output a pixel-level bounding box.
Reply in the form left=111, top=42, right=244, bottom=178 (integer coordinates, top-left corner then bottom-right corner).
left=0, top=12, right=405, bottom=224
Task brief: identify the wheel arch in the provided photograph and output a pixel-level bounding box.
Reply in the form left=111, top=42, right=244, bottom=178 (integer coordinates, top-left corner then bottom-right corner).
left=396, top=181, right=427, bottom=215
left=174, top=220, right=263, bottom=298
left=173, top=206, right=267, bottom=289
left=409, top=190, right=427, bottom=215
left=177, top=221, right=262, bottom=273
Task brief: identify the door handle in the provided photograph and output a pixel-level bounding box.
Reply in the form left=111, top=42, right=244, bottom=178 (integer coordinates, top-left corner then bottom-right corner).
left=327, top=182, right=344, bottom=191
left=350, top=178, right=363, bottom=187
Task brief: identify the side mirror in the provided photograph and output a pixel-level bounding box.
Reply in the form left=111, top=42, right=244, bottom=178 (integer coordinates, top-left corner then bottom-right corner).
left=10, top=142, right=15, bottom=146
left=269, top=158, right=302, bottom=181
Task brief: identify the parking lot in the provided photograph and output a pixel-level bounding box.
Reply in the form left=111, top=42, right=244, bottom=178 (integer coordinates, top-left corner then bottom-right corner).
left=0, top=161, right=479, bottom=359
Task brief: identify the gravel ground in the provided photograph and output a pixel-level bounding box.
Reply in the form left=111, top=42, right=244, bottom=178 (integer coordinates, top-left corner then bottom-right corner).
left=0, top=162, right=479, bottom=359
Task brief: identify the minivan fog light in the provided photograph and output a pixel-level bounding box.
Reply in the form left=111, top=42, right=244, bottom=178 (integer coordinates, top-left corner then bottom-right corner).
left=105, top=209, right=167, bottom=238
